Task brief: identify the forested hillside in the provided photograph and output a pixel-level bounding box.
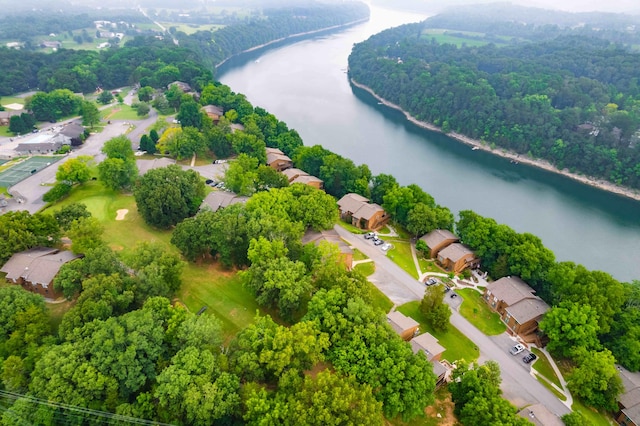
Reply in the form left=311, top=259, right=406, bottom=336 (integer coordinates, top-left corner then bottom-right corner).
left=348, top=13, right=640, bottom=189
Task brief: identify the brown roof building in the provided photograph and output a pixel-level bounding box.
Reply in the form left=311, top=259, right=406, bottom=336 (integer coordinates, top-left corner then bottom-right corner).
left=419, top=229, right=459, bottom=258
left=201, top=105, right=224, bottom=122
left=483, top=276, right=550, bottom=341
left=386, top=310, right=419, bottom=341
left=1, top=247, right=81, bottom=298
left=410, top=332, right=445, bottom=361
left=437, top=243, right=478, bottom=274
left=201, top=191, right=249, bottom=212
left=266, top=147, right=292, bottom=172
left=282, top=168, right=323, bottom=189
left=301, top=228, right=353, bottom=270
left=337, top=193, right=389, bottom=231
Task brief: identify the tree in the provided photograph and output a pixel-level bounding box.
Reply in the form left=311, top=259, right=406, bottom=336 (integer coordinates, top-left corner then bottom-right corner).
left=166, top=126, right=206, bottom=160
left=0, top=211, right=60, bottom=264
left=539, top=301, right=601, bottom=358
left=567, top=349, right=623, bottom=411
left=149, top=129, right=160, bottom=144
left=420, top=284, right=451, bottom=331
left=371, top=173, right=398, bottom=205
left=0, top=286, right=50, bottom=359
left=81, top=100, right=100, bottom=128
left=67, top=216, right=104, bottom=254
left=56, top=155, right=92, bottom=185
left=122, top=242, right=184, bottom=302
left=43, top=182, right=72, bottom=202
left=9, top=115, right=26, bottom=134
left=562, top=412, right=592, bottom=426
left=135, top=102, right=150, bottom=117
left=177, top=99, right=203, bottom=129
left=139, top=134, right=154, bottom=153
left=225, top=154, right=258, bottom=195
left=54, top=202, right=91, bottom=231
left=97, top=90, right=113, bottom=104
left=138, top=86, right=154, bottom=102
left=134, top=165, right=205, bottom=229
left=98, top=157, right=138, bottom=191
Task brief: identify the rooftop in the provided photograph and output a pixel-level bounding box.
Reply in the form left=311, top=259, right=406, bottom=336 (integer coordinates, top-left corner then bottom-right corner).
left=487, top=276, right=536, bottom=305
left=420, top=229, right=459, bottom=248
left=136, top=157, right=176, bottom=175
left=201, top=191, right=248, bottom=212
left=438, top=243, right=475, bottom=262
left=505, top=297, right=550, bottom=324
left=1, top=247, right=81, bottom=289
left=410, top=332, right=446, bottom=361
left=301, top=229, right=352, bottom=255
left=386, top=311, right=419, bottom=335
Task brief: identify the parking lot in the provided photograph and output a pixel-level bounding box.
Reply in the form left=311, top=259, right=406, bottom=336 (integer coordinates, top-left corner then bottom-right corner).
left=362, top=232, right=392, bottom=251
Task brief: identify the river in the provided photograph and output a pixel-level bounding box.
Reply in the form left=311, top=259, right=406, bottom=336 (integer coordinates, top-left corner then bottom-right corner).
left=218, top=6, right=640, bottom=282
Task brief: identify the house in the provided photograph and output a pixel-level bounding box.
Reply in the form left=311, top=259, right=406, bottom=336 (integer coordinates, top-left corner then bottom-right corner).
left=617, top=365, right=640, bottom=426
left=337, top=193, right=389, bottom=230
left=60, top=122, right=85, bottom=146
left=202, top=105, right=224, bottom=122
left=40, top=41, right=62, bottom=49
left=410, top=332, right=445, bottom=361
left=1, top=247, right=81, bottom=298
left=386, top=310, right=419, bottom=341
left=15, top=134, right=71, bottom=154
left=200, top=191, right=249, bottom=213
left=230, top=123, right=245, bottom=133
left=517, top=404, right=563, bottom=426
left=266, top=147, right=293, bottom=172
left=282, top=168, right=324, bottom=189
left=483, top=276, right=550, bottom=341
left=301, top=228, right=353, bottom=270
left=167, top=81, right=192, bottom=92
left=0, top=110, right=22, bottom=126
left=419, top=229, right=459, bottom=258
left=436, top=243, right=479, bottom=273
left=136, top=157, right=176, bottom=175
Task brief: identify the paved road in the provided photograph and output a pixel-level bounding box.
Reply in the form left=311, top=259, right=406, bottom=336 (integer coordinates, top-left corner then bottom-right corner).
left=334, top=225, right=571, bottom=417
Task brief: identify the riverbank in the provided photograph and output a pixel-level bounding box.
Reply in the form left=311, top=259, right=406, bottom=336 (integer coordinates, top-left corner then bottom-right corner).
left=351, top=79, right=640, bottom=202
left=215, top=18, right=370, bottom=68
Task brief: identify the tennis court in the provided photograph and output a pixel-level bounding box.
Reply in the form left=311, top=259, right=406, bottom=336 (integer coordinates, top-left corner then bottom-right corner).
left=0, top=156, right=61, bottom=187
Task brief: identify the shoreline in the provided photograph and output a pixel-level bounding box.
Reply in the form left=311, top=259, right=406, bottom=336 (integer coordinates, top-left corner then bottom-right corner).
left=350, top=79, right=640, bottom=202
left=215, top=18, right=369, bottom=69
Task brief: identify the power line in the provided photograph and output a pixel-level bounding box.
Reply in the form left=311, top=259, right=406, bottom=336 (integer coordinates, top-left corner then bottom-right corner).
left=0, top=390, right=174, bottom=426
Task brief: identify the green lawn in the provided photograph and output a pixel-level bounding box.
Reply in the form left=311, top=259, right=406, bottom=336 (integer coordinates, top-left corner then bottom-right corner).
left=366, top=281, right=393, bottom=314
left=352, top=248, right=368, bottom=262
left=336, top=220, right=365, bottom=234
left=418, top=257, right=444, bottom=274
left=456, top=288, right=506, bottom=336
left=354, top=261, right=375, bottom=277
left=0, top=96, right=25, bottom=106
left=398, top=301, right=479, bottom=363
left=161, top=23, right=225, bottom=35
left=531, top=348, right=562, bottom=388
left=572, top=399, right=615, bottom=426
left=102, top=104, right=143, bottom=121
left=386, top=240, right=419, bottom=279
left=0, top=126, right=14, bottom=137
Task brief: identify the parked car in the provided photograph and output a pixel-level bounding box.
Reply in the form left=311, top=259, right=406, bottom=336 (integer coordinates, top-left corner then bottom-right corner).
left=523, top=353, right=537, bottom=364
left=380, top=243, right=391, bottom=251
left=443, top=285, right=451, bottom=293
left=373, top=238, right=384, bottom=246
left=450, top=293, right=458, bottom=298
left=425, top=278, right=437, bottom=286
left=364, top=232, right=375, bottom=239
left=510, top=344, right=525, bottom=355
left=205, top=179, right=213, bottom=184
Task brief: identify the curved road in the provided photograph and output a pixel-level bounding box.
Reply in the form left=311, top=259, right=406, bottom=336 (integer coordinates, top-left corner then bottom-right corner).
left=333, top=225, right=571, bottom=418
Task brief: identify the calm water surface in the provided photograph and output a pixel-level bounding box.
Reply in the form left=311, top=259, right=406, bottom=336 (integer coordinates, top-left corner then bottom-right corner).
left=218, top=6, right=640, bottom=282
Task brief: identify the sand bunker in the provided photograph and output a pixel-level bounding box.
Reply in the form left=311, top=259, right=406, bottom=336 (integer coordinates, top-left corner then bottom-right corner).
left=115, top=209, right=129, bottom=221
left=3, top=103, right=24, bottom=110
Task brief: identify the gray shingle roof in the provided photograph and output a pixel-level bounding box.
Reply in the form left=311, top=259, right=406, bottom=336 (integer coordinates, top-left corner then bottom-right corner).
left=337, top=193, right=370, bottom=214
left=620, top=388, right=640, bottom=410
left=201, top=191, right=248, bottom=212
left=410, top=332, right=445, bottom=361
left=505, top=297, right=549, bottom=324
left=438, top=243, right=474, bottom=262
left=301, top=229, right=352, bottom=255
left=1, top=247, right=80, bottom=288
left=622, top=404, right=640, bottom=425
left=420, top=229, right=458, bottom=249
left=487, top=276, right=536, bottom=305
left=386, top=311, right=419, bottom=335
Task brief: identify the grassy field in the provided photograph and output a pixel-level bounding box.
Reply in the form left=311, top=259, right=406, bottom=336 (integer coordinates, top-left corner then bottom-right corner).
left=531, top=348, right=562, bottom=388
left=572, top=399, right=615, bottom=426
left=421, top=29, right=509, bottom=47
left=354, top=261, right=375, bottom=277
left=352, top=248, right=368, bottom=262
left=1, top=97, right=25, bottom=106
left=386, top=240, right=419, bottom=279
left=418, top=257, right=444, bottom=274
left=336, top=220, right=366, bottom=234
left=456, top=288, right=506, bottom=335
left=161, top=23, right=225, bottom=35
left=367, top=281, right=393, bottom=314
left=398, top=301, right=479, bottom=363
left=0, top=126, right=13, bottom=137
left=102, top=104, right=142, bottom=121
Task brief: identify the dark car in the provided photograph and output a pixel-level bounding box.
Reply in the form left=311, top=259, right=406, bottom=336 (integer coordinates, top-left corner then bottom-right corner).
left=373, top=238, right=384, bottom=246
left=205, top=179, right=213, bottom=184
left=523, top=353, right=537, bottom=364
left=425, top=278, right=437, bottom=286
left=443, top=286, right=451, bottom=293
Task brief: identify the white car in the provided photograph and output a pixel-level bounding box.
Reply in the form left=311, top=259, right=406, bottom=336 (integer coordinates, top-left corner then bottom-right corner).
left=509, top=344, right=525, bottom=355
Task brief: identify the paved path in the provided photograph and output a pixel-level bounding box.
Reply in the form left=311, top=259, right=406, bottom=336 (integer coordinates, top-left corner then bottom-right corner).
left=335, top=225, right=571, bottom=417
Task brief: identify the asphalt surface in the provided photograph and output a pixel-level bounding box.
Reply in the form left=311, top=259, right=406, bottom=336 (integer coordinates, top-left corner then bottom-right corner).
left=334, top=225, right=571, bottom=418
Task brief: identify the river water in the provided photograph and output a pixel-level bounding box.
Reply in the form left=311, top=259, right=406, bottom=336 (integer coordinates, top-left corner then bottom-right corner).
left=218, top=6, right=640, bottom=282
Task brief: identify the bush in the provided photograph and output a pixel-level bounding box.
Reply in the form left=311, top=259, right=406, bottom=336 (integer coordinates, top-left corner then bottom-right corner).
left=43, top=183, right=72, bottom=202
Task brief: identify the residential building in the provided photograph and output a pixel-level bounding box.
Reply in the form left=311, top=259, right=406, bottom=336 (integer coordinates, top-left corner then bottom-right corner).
left=0, top=110, right=21, bottom=126
left=266, top=147, right=293, bottom=172
left=201, top=105, right=224, bottom=122
left=15, top=134, right=71, bottom=155
left=167, top=81, right=192, bottom=92
left=410, top=332, right=449, bottom=388
left=200, top=191, right=249, bottom=213
left=136, top=158, right=176, bottom=175
left=1, top=247, right=81, bottom=298
left=419, top=229, right=459, bottom=258
left=386, top=310, right=419, bottom=341
left=282, top=168, right=323, bottom=189
left=617, top=365, right=640, bottom=426
left=483, top=276, right=550, bottom=341
left=337, top=193, right=389, bottom=230
left=437, top=243, right=478, bottom=273
left=301, top=228, right=353, bottom=270
left=60, top=122, right=85, bottom=145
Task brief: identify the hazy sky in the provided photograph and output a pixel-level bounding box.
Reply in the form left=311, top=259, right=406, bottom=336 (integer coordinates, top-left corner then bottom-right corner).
left=525, top=0, right=639, bottom=13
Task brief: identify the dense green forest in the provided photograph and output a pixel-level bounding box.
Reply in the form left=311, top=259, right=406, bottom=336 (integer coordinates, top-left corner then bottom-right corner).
left=179, top=1, right=370, bottom=68
left=348, top=14, right=640, bottom=188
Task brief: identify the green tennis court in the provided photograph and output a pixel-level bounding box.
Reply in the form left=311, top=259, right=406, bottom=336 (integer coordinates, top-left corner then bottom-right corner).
left=0, top=156, right=61, bottom=187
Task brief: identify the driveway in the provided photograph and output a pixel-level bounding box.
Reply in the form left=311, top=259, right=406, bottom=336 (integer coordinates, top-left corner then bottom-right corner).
left=334, top=225, right=571, bottom=417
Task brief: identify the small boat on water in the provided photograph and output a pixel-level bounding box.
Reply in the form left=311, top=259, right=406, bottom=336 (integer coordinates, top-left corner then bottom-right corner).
left=472, top=146, right=480, bottom=151
left=255, top=59, right=260, bottom=63
left=377, top=102, right=383, bottom=105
